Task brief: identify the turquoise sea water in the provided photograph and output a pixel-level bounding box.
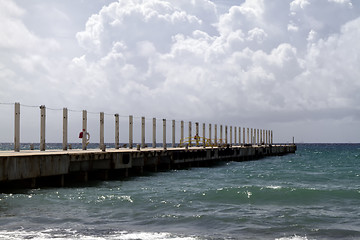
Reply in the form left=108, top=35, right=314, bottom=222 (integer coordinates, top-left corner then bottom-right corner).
left=0, top=144, right=359, bottom=240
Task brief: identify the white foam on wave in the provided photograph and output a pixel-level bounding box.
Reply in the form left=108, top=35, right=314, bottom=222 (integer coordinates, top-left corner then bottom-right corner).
left=0, top=229, right=199, bottom=240
left=275, top=235, right=312, bottom=240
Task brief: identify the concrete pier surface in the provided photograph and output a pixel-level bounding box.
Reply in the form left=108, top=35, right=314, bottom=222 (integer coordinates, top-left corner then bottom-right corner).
left=0, top=144, right=296, bottom=189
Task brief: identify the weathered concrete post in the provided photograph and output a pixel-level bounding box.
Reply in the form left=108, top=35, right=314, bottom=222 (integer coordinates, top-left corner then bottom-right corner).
left=234, top=126, right=237, bottom=145
left=195, top=122, right=199, bottom=146
left=243, top=127, right=245, bottom=145
left=230, top=126, right=232, bottom=146
left=271, top=130, right=273, bottom=144
left=209, top=124, right=212, bottom=146
left=220, top=125, right=223, bottom=145
left=257, top=129, right=259, bottom=145
left=202, top=123, right=206, bottom=148
left=115, top=114, right=119, bottom=149
left=266, top=130, right=268, bottom=145
left=14, top=102, right=20, bottom=152
left=62, top=108, right=68, bottom=151
left=247, top=128, right=249, bottom=145
left=180, top=120, right=184, bottom=147
left=141, top=117, right=145, bottom=148
left=152, top=118, right=156, bottom=148
left=129, top=115, right=133, bottom=149
left=250, top=128, right=253, bottom=145
left=214, top=124, right=217, bottom=145
left=82, top=110, right=87, bottom=150
left=225, top=125, right=228, bottom=145
left=238, top=127, right=241, bottom=146
left=100, top=112, right=105, bottom=151
left=40, top=105, right=46, bottom=151
left=163, top=119, right=166, bottom=150
left=188, top=121, right=192, bottom=147
left=172, top=120, right=175, bottom=148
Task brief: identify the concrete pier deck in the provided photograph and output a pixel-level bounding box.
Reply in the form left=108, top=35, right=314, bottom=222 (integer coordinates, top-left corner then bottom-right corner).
left=0, top=144, right=296, bottom=189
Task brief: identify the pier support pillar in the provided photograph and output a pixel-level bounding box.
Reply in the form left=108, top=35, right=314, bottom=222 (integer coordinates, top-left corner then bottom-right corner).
left=63, top=108, right=68, bottom=150
left=14, top=102, right=20, bottom=152
left=141, top=117, right=145, bottom=148
left=60, top=175, right=65, bottom=187
left=40, top=105, right=46, bottom=151
left=152, top=118, right=156, bottom=148
left=100, top=112, right=105, bottom=151
left=115, top=114, right=120, bottom=149
left=82, top=110, right=87, bottom=150
left=129, top=115, right=133, bottom=149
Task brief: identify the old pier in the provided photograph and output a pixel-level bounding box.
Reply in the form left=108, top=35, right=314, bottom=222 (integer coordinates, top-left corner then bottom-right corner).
left=0, top=102, right=296, bottom=189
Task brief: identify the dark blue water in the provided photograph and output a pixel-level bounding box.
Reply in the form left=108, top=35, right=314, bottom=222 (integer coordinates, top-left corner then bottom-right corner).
left=0, top=144, right=359, bottom=240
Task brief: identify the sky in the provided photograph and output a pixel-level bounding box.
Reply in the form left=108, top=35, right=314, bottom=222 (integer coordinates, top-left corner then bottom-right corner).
left=0, top=0, right=359, bottom=144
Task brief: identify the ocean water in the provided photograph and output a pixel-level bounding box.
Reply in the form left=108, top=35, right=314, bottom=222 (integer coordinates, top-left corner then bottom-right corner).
left=0, top=144, right=359, bottom=240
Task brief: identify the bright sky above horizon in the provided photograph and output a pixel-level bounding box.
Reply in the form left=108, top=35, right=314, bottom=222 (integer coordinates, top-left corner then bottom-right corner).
left=0, top=0, right=359, bottom=143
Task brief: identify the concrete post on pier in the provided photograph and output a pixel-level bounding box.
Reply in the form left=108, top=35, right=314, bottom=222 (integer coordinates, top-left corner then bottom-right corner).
left=257, top=129, right=259, bottom=145
left=115, top=114, right=119, bottom=149
left=188, top=121, right=192, bottom=147
left=152, top=118, right=156, bottom=148
left=250, top=128, right=254, bottom=145
left=14, top=102, right=20, bottom=152
left=62, top=108, right=68, bottom=151
left=234, top=127, right=237, bottom=145
left=202, top=123, right=206, bottom=148
left=247, top=128, right=249, bottom=145
left=172, top=120, right=175, bottom=148
left=180, top=120, right=184, bottom=147
left=129, top=115, right=133, bottom=149
left=260, top=129, right=262, bottom=144
left=239, top=127, right=241, bottom=146
left=230, top=126, right=232, bottom=146
left=100, top=112, right=105, bottom=151
left=141, top=117, right=145, bottom=148
left=163, top=119, right=166, bottom=150
left=209, top=124, right=212, bottom=146
left=82, top=110, right=87, bottom=150
left=243, top=127, right=245, bottom=146
left=40, top=105, right=46, bottom=151
left=220, top=125, right=223, bottom=145
left=195, top=122, right=199, bottom=146
left=225, top=125, right=228, bottom=145
left=214, top=124, right=217, bottom=145
left=271, top=130, right=273, bottom=145
left=266, top=130, right=268, bottom=145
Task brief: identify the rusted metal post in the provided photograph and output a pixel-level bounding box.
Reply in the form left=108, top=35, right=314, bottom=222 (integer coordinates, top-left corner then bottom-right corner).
left=141, top=117, right=145, bottom=148
left=152, top=118, right=156, bottom=148
left=188, top=121, right=192, bottom=147
left=180, top=120, right=184, bottom=147
left=40, top=105, right=46, bottom=151
left=172, top=120, right=175, bottom=148
left=163, top=119, right=166, bottom=150
left=115, top=114, right=119, bottom=149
